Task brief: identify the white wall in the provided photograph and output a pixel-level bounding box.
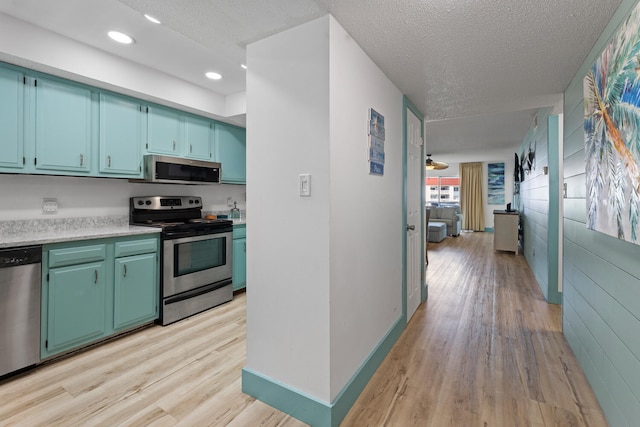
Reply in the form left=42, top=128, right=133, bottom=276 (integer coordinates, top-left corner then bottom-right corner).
left=0, top=13, right=244, bottom=126
left=328, top=16, right=403, bottom=400
left=483, top=153, right=515, bottom=229
left=246, top=15, right=404, bottom=404
left=0, top=174, right=245, bottom=221
left=246, top=16, right=332, bottom=401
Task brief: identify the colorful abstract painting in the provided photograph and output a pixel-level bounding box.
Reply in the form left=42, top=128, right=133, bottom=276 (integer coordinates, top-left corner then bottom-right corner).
left=584, top=2, right=640, bottom=244
left=487, top=162, right=505, bottom=205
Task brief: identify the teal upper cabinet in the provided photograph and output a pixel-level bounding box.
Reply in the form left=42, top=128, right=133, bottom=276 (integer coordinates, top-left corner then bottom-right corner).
left=147, top=105, right=183, bottom=155
left=34, top=77, right=92, bottom=173
left=216, top=123, right=246, bottom=184
left=99, top=94, right=143, bottom=176
left=0, top=67, right=24, bottom=170
left=184, top=115, right=213, bottom=160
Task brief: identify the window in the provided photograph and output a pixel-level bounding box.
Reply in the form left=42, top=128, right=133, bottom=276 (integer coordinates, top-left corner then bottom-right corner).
left=425, top=176, right=460, bottom=203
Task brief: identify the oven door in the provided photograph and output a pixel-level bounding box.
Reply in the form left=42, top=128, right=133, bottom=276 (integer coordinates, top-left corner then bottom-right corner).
left=163, top=232, right=233, bottom=297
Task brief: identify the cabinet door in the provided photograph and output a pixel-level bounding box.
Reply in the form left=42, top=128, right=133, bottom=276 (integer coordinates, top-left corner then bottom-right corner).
left=184, top=115, right=212, bottom=160
left=232, top=237, right=246, bottom=290
left=34, top=78, right=92, bottom=172
left=216, top=123, right=246, bottom=184
left=146, top=105, right=183, bottom=155
left=113, top=253, right=158, bottom=330
left=46, top=261, right=107, bottom=355
left=0, top=67, right=24, bottom=169
left=99, top=94, right=142, bottom=176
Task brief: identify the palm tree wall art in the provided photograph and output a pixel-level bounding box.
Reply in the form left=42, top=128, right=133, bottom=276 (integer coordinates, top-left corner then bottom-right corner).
left=584, top=2, right=640, bottom=244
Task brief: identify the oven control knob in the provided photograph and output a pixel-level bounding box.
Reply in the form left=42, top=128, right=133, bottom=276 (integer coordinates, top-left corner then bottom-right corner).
left=145, top=200, right=152, bottom=205
left=194, top=199, right=200, bottom=204
left=189, top=199, right=194, bottom=204
left=137, top=200, right=144, bottom=206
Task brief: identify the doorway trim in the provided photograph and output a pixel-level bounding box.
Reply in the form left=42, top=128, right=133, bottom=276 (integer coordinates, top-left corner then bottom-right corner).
left=402, top=95, right=426, bottom=323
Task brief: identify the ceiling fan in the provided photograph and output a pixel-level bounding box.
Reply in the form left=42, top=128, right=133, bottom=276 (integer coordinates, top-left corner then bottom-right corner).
left=425, top=154, right=449, bottom=170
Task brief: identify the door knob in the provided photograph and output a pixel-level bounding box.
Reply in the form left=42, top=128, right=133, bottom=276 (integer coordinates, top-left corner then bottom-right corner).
left=406, top=224, right=415, bottom=231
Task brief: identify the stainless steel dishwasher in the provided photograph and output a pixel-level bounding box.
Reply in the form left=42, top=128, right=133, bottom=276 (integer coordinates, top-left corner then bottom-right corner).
left=0, top=245, right=42, bottom=377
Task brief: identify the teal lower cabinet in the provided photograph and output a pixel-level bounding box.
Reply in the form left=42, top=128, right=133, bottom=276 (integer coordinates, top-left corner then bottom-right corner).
left=46, top=261, right=107, bottom=354
left=42, top=235, right=159, bottom=359
left=232, top=225, right=247, bottom=291
left=114, top=253, right=158, bottom=330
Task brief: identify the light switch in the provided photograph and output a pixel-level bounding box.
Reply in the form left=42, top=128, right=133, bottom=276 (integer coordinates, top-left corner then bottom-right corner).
left=299, top=174, right=311, bottom=197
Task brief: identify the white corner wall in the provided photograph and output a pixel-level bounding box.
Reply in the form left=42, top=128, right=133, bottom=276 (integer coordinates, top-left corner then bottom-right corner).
left=245, top=14, right=405, bottom=405
left=246, top=16, right=332, bottom=401
left=328, top=16, right=403, bottom=401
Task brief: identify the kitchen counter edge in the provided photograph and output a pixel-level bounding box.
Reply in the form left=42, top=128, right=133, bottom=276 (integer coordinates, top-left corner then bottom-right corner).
left=0, top=225, right=161, bottom=249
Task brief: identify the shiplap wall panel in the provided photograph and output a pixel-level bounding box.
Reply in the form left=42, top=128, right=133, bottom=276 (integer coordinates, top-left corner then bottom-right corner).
left=563, top=2, right=640, bottom=417
left=563, top=199, right=587, bottom=223
left=564, top=150, right=585, bottom=178
left=518, top=107, right=555, bottom=301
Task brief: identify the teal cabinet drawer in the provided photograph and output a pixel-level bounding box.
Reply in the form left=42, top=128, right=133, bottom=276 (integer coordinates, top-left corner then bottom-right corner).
left=114, top=238, right=158, bottom=258
left=48, top=244, right=106, bottom=268
left=233, top=225, right=246, bottom=239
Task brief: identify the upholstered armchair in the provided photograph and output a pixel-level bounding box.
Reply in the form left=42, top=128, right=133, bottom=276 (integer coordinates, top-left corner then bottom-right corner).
left=427, top=205, right=463, bottom=236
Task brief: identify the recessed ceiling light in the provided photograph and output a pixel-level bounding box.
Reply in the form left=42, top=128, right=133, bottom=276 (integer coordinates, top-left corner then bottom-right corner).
left=144, top=14, right=161, bottom=24
left=108, top=31, right=134, bottom=44
left=205, top=72, right=222, bottom=80
left=241, top=64, right=247, bottom=70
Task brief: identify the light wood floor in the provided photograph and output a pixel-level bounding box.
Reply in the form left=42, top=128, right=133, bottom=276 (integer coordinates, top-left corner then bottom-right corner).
left=0, top=232, right=607, bottom=426
left=342, top=232, right=607, bottom=426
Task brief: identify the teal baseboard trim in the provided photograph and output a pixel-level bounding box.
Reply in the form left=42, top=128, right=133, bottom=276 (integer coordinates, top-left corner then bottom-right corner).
left=330, top=315, right=405, bottom=426
left=547, top=290, right=563, bottom=305
left=485, top=227, right=494, bottom=232
left=423, top=282, right=428, bottom=302
left=242, top=316, right=406, bottom=427
left=242, top=368, right=331, bottom=426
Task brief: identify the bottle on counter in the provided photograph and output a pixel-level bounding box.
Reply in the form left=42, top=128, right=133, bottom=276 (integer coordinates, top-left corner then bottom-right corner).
left=230, top=201, right=241, bottom=219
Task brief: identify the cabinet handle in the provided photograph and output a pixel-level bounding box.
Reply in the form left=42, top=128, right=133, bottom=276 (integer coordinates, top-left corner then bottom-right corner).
left=80, top=154, right=84, bottom=166
left=244, top=242, right=246, bottom=252
left=123, top=264, right=127, bottom=277
left=190, top=144, right=193, bottom=153
left=107, top=155, right=111, bottom=168
left=173, top=140, right=176, bottom=150
left=94, top=269, right=98, bottom=284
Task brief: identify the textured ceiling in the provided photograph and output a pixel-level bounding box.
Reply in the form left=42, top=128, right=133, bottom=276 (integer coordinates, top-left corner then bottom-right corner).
left=0, top=0, right=623, bottom=161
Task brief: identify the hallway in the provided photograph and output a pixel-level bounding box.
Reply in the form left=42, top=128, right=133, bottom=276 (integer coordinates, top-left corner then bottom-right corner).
left=343, top=231, right=607, bottom=426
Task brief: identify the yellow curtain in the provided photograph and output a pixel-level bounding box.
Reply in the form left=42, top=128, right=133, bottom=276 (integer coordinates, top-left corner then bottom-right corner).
left=460, top=162, right=485, bottom=231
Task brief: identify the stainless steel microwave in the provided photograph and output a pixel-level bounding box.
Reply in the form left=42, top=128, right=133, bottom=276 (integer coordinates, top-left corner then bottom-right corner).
left=136, top=155, right=221, bottom=185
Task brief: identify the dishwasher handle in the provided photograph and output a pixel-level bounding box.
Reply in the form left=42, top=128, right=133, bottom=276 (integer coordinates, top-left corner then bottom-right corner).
left=0, top=245, right=42, bottom=268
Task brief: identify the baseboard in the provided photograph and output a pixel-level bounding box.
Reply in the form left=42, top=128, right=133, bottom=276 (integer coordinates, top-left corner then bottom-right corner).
left=242, top=368, right=331, bottom=426
left=242, top=316, right=405, bottom=427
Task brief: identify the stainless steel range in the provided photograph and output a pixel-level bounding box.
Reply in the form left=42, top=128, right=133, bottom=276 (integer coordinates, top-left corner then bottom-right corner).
left=130, top=196, right=233, bottom=325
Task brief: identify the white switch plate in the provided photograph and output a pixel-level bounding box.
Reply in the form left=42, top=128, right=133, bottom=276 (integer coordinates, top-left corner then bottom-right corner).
left=42, top=198, right=58, bottom=214
left=299, top=174, right=311, bottom=197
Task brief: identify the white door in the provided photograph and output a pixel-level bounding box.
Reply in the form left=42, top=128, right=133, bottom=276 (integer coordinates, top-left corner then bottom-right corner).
left=406, top=108, right=422, bottom=322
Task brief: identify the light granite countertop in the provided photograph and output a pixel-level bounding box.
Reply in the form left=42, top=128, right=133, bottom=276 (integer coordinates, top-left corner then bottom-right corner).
left=0, top=216, right=160, bottom=249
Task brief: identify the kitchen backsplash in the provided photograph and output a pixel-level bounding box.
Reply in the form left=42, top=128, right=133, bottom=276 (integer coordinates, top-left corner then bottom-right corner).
left=0, top=174, right=246, bottom=221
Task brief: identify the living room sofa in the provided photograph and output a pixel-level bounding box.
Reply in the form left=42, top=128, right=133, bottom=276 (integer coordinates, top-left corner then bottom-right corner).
left=427, top=205, right=463, bottom=236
